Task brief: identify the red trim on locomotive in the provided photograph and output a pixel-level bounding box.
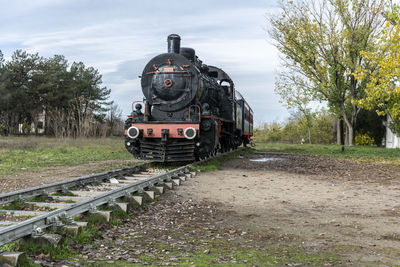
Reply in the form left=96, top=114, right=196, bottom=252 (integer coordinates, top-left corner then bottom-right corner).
left=146, top=70, right=189, bottom=75
left=127, top=123, right=199, bottom=139
left=217, top=120, right=222, bottom=136
left=242, top=132, right=253, bottom=137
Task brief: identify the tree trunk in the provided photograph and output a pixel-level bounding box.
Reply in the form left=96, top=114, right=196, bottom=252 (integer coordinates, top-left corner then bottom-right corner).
left=336, top=118, right=342, bottom=145
left=347, top=124, right=354, bottom=146
left=307, top=127, right=312, bottom=144
left=341, top=104, right=354, bottom=146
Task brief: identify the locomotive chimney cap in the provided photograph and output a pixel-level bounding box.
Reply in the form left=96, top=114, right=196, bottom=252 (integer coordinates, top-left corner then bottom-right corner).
left=167, top=34, right=181, bottom=54
left=167, top=34, right=181, bottom=40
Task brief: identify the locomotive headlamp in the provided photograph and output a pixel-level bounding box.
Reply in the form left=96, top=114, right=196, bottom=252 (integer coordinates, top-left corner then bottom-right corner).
left=127, top=126, right=140, bottom=139
left=135, top=103, right=142, bottom=111
left=184, top=127, right=196, bottom=139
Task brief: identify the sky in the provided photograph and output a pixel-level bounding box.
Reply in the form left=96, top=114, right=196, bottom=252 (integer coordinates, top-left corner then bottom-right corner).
left=0, top=0, right=289, bottom=125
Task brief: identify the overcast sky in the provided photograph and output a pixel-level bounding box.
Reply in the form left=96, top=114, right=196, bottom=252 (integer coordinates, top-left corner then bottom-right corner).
left=0, top=0, right=289, bottom=124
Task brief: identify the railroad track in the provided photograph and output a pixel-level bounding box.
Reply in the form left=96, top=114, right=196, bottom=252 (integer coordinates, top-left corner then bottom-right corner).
left=0, top=149, right=243, bottom=265
left=0, top=163, right=193, bottom=264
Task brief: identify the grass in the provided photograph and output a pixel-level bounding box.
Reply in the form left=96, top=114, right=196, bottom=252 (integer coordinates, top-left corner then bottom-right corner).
left=256, top=142, right=400, bottom=165
left=0, top=199, right=28, bottom=210
left=0, top=136, right=139, bottom=176
left=26, top=195, right=51, bottom=202
left=0, top=199, right=54, bottom=212
left=84, top=238, right=341, bottom=267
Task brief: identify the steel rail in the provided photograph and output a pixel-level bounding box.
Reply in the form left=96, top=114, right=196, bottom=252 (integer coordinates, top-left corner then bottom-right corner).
left=0, top=165, right=189, bottom=246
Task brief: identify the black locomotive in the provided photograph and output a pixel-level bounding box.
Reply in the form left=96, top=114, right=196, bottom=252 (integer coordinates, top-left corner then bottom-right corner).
left=125, top=34, right=253, bottom=162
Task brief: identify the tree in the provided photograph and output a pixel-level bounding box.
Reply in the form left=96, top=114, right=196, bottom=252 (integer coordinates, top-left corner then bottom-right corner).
left=106, top=101, right=123, bottom=136
left=0, top=50, right=3, bottom=66
left=0, top=50, right=43, bottom=133
left=354, top=5, right=400, bottom=133
left=270, top=0, right=386, bottom=145
left=275, top=71, right=314, bottom=143
left=68, top=62, right=111, bottom=137
left=39, top=55, right=73, bottom=136
left=0, top=50, right=111, bottom=137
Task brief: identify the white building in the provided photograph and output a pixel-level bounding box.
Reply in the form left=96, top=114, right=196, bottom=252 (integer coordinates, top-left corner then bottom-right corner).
left=17, top=110, right=46, bottom=134
left=386, top=114, right=400, bottom=148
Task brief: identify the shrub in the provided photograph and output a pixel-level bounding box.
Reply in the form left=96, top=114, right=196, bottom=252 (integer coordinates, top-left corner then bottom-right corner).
left=355, top=133, right=374, bottom=146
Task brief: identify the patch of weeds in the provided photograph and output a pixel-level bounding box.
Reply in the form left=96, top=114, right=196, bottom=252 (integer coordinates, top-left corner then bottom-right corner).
left=0, top=199, right=27, bottom=210
left=42, top=240, right=74, bottom=260
left=170, top=243, right=341, bottom=266
left=17, top=227, right=99, bottom=261
left=109, top=208, right=129, bottom=227
left=192, top=159, right=220, bottom=172
left=17, top=239, right=40, bottom=255
left=17, top=255, right=41, bottom=267
left=26, top=195, right=50, bottom=202
left=72, top=225, right=101, bottom=245
left=96, top=204, right=129, bottom=226
left=0, top=199, right=51, bottom=211
left=0, top=241, right=18, bottom=252
left=0, top=200, right=53, bottom=211
left=128, top=203, right=142, bottom=210
left=87, top=213, right=108, bottom=225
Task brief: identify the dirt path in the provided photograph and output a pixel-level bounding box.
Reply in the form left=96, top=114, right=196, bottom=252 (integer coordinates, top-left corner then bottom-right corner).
left=175, top=153, right=400, bottom=265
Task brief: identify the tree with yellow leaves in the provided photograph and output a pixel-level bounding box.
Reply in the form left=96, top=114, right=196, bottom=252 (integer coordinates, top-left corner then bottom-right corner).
left=355, top=4, right=400, bottom=134
left=270, top=0, right=386, bottom=145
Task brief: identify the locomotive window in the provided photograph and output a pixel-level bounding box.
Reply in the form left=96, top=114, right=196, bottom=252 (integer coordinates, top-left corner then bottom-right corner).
left=221, top=81, right=232, bottom=96
left=208, top=71, right=218, bottom=78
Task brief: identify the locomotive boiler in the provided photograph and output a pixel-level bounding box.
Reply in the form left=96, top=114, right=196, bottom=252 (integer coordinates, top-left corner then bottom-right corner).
left=124, top=34, right=253, bottom=162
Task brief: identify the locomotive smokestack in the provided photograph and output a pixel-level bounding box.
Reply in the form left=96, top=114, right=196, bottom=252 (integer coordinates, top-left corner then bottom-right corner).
left=167, top=34, right=181, bottom=54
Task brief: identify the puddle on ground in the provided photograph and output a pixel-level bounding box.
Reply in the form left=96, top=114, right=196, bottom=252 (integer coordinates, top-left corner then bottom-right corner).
left=249, top=157, right=286, bottom=162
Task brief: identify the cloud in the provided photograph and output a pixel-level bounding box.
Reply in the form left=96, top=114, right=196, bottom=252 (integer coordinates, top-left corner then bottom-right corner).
left=0, top=0, right=287, bottom=123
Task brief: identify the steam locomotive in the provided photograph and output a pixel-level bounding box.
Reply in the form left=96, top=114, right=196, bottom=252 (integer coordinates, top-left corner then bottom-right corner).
left=124, top=34, right=253, bottom=162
